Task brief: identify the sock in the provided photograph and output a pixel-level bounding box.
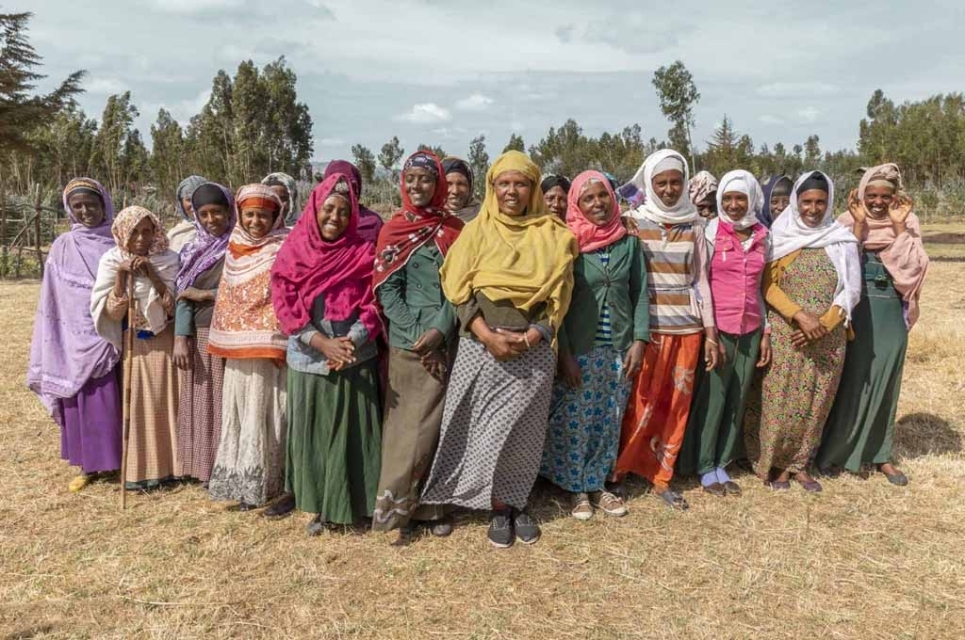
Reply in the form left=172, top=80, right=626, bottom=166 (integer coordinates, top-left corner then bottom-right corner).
left=715, top=467, right=732, bottom=484
left=700, top=471, right=718, bottom=487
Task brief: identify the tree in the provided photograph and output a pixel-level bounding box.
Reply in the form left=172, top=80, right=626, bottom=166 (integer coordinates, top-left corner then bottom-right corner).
left=804, top=134, right=821, bottom=167
left=652, top=60, right=700, bottom=168
left=503, top=133, right=525, bottom=153
left=467, top=135, right=489, bottom=197
left=93, top=91, right=141, bottom=197
left=150, top=108, right=185, bottom=200
left=703, top=115, right=739, bottom=176
left=351, top=144, right=376, bottom=184
left=529, top=119, right=590, bottom=178
left=378, top=136, right=404, bottom=175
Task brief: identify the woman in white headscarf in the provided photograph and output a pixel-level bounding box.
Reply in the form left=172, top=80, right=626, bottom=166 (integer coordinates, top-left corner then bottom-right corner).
left=743, top=170, right=860, bottom=493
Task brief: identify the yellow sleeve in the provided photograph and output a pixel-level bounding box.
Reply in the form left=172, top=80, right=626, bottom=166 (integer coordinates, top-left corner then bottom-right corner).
left=762, top=252, right=803, bottom=323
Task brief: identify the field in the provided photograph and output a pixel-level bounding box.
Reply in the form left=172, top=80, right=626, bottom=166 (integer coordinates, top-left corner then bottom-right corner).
left=0, top=228, right=963, bottom=639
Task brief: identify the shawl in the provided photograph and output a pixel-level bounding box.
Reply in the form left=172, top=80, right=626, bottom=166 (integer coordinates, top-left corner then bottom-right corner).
left=439, top=150, right=577, bottom=337
left=566, top=170, right=627, bottom=254
left=324, top=160, right=384, bottom=244
left=28, top=178, right=120, bottom=423
left=624, top=149, right=699, bottom=225
left=758, top=175, right=793, bottom=227
left=271, top=174, right=382, bottom=340
left=442, top=156, right=481, bottom=221
left=168, top=175, right=207, bottom=252
left=91, top=206, right=180, bottom=349
left=262, top=172, right=300, bottom=227
left=716, top=170, right=764, bottom=231
left=689, top=170, right=718, bottom=205
left=373, top=151, right=464, bottom=290
left=837, top=163, right=929, bottom=328
left=770, top=171, right=861, bottom=321
left=175, top=182, right=235, bottom=293
left=207, top=185, right=289, bottom=361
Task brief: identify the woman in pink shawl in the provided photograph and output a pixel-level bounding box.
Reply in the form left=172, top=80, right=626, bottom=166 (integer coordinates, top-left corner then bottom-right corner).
left=28, top=178, right=122, bottom=492
left=818, top=163, right=929, bottom=486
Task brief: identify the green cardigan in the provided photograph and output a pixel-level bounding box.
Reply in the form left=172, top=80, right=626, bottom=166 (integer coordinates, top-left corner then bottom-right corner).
left=558, top=234, right=649, bottom=357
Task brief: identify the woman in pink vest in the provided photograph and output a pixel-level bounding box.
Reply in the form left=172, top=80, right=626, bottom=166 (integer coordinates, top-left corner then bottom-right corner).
left=677, top=170, right=771, bottom=497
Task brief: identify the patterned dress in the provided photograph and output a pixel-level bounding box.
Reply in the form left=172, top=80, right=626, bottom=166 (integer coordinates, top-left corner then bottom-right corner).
left=744, top=249, right=847, bottom=477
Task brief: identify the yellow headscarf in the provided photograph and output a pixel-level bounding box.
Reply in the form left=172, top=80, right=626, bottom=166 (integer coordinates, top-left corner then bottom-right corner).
left=440, top=151, right=577, bottom=340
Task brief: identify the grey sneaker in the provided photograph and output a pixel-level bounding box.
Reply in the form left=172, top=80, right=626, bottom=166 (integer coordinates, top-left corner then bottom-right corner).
left=488, top=510, right=514, bottom=548
left=571, top=492, right=594, bottom=521
left=513, top=510, right=541, bottom=545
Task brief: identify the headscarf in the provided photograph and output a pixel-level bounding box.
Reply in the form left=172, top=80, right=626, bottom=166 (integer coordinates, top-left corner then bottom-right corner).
left=439, top=150, right=577, bottom=339
left=837, top=163, right=929, bottom=328
left=374, top=151, right=464, bottom=290
left=758, top=175, right=793, bottom=227
left=169, top=175, right=208, bottom=252
left=688, top=170, right=718, bottom=206
left=624, top=149, right=699, bottom=225
left=262, top=172, right=299, bottom=227
left=770, top=171, right=861, bottom=322
left=207, top=185, right=289, bottom=361
left=565, top=171, right=627, bottom=253
left=91, top=206, right=180, bottom=348
left=175, top=182, right=235, bottom=293
left=324, top=160, right=384, bottom=244
left=28, top=178, right=119, bottom=424
left=271, top=174, right=382, bottom=340
left=715, top=170, right=764, bottom=231
left=442, top=156, right=481, bottom=222
left=540, top=174, right=572, bottom=195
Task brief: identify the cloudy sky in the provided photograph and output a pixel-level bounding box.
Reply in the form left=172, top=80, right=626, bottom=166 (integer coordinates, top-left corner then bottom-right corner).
left=29, top=0, right=965, bottom=165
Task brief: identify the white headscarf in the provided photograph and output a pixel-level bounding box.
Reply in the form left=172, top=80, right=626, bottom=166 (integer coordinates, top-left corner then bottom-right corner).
left=624, top=149, right=699, bottom=225
left=770, top=170, right=861, bottom=322
left=716, top=170, right=763, bottom=231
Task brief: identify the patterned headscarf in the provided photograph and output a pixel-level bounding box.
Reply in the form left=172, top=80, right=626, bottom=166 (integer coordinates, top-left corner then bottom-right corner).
left=262, top=172, right=299, bottom=227
left=175, top=182, right=235, bottom=293
left=112, top=206, right=170, bottom=258
left=688, top=170, right=718, bottom=206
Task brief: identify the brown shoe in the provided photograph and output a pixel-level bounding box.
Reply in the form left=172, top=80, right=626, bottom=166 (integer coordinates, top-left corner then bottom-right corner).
left=702, top=482, right=726, bottom=497
left=591, top=490, right=628, bottom=517
left=723, top=481, right=742, bottom=496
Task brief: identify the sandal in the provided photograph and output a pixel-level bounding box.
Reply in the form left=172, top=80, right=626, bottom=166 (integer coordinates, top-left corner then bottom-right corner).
left=879, top=465, right=909, bottom=487
left=655, top=488, right=689, bottom=511
left=765, top=480, right=790, bottom=491
left=722, top=481, right=742, bottom=497
left=794, top=475, right=823, bottom=493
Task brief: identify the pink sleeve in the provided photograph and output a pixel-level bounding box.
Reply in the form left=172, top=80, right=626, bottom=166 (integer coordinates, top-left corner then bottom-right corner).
left=693, top=229, right=716, bottom=329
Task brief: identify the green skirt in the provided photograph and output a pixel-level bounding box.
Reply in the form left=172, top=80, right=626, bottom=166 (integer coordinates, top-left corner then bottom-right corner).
left=286, top=360, right=382, bottom=524
left=678, top=330, right=761, bottom=476
left=818, top=252, right=908, bottom=472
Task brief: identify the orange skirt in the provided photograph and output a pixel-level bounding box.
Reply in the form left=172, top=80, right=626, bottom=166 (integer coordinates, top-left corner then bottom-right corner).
left=613, top=332, right=702, bottom=489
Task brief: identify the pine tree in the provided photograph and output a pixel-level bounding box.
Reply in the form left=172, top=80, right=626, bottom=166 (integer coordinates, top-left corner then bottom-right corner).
left=467, top=135, right=489, bottom=198
left=503, top=133, right=525, bottom=153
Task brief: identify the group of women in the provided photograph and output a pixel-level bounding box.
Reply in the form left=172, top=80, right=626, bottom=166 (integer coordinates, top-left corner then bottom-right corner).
left=27, top=145, right=929, bottom=548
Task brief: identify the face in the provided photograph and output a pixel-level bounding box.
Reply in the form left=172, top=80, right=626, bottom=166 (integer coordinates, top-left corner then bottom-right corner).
left=316, top=194, right=352, bottom=241
left=127, top=217, right=156, bottom=256
left=696, top=195, right=717, bottom=219
left=196, top=203, right=230, bottom=238
left=269, top=185, right=291, bottom=213
left=494, top=171, right=532, bottom=217
left=770, top=193, right=790, bottom=216
left=797, top=189, right=829, bottom=228
left=67, top=192, right=105, bottom=228
left=241, top=206, right=278, bottom=239
left=181, top=197, right=195, bottom=219
left=721, top=192, right=749, bottom=223
left=578, top=181, right=614, bottom=226
left=863, top=184, right=895, bottom=218
left=651, top=170, right=685, bottom=208
left=404, top=167, right=438, bottom=208
left=543, top=185, right=568, bottom=219
left=445, top=172, right=471, bottom=211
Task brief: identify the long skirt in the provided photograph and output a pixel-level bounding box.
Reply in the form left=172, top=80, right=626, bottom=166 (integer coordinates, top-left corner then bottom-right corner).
left=175, top=328, right=225, bottom=482
left=818, top=252, right=908, bottom=472
left=59, top=368, right=122, bottom=474
left=372, top=348, right=446, bottom=531
left=613, top=332, right=702, bottom=489
left=678, top=330, right=762, bottom=476
left=421, top=338, right=556, bottom=511
left=540, top=345, right=631, bottom=493
left=208, top=358, right=287, bottom=506
left=286, top=361, right=382, bottom=525
left=125, top=327, right=180, bottom=489
left=743, top=249, right=847, bottom=478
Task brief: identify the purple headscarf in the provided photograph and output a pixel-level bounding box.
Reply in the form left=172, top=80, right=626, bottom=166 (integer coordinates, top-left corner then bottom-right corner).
left=27, top=178, right=120, bottom=425
left=176, top=182, right=235, bottom=293
left=324, top=160, right=384, bottom=244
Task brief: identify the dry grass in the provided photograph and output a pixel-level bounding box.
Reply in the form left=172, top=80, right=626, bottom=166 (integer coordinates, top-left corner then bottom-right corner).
left=1, top=264, right=964, bottom=640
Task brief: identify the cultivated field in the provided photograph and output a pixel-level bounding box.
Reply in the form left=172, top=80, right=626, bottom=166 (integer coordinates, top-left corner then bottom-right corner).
left=1, top=231, right=963, bottom=639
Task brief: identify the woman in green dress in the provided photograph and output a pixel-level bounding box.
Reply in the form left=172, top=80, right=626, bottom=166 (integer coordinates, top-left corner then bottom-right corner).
left=817, top=164, right=928, bottom=485
left=270, top=172, right=383, bottom=535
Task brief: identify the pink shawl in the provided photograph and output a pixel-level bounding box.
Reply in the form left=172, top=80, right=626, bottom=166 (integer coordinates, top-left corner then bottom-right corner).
left=565, top=171, right=627, bottom=253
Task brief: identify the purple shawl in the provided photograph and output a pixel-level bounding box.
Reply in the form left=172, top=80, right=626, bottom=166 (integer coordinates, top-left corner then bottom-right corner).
left=324, top=160, right=384, bottom=244
left=27, top=178, right=120, bottom=425
left=175, top=182, right=235, bottom=293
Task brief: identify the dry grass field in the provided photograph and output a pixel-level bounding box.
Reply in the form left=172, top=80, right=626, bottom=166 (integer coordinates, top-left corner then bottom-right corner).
left=1, top=233, right=963, bottom=639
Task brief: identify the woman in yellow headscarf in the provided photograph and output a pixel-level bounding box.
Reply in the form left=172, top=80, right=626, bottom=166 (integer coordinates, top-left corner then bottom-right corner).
left=420, top=151, right=577, bottom=549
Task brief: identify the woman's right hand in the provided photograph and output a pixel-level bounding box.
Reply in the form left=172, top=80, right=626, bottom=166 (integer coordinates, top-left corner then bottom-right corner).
left=173, top=336, right=194, bottom=371
left=847, top=188, right=868, bottom=223
left=558, top=352, right=582, bottom=389
left=480, top=330, right=519, bottom=361
left=312, top=334, right=356, bottom=369
left=792, top=310, right=828, bottom=344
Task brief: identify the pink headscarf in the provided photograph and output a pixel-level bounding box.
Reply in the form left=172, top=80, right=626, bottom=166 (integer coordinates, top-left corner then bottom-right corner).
left=565, top=170, right=627, bottom=253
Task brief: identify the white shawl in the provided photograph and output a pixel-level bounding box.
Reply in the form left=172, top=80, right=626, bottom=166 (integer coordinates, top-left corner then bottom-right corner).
left=623, top=149, right=700, bottom=225
left=716, top=170, right=764, bottom=231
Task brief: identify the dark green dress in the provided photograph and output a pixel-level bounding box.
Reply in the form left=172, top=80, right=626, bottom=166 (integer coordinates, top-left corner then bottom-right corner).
left=818, top=251, right=907, bottom=472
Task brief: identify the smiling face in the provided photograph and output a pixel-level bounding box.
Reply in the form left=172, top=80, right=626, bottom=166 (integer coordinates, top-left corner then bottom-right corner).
left=797, top=189, right=829, bottom=228
left=196, top=203, right=230, bottom=238
left=863, top=184, right=896, bottom=219
left=67, top=192, right=105, bottom=228
left=404, top=167, right=438, bottom=208
left=543, top=185, right=568, bottom=219
left=445, top=172, right=471, bottom=211
left=721, top=191, right=749, bottom=223
left=494, top=171, right=532, bottom=217
left=316, top=194, right=352, bottom=241
left=241, top=206, right=277, bottom=239
left=651, top=170, right=685, bottom=208
left=578, top=180, right=614, bottom=226
left=127, top=217, right=156, bottom=256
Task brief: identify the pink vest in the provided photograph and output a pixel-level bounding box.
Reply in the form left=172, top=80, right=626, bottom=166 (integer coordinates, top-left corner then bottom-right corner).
left=710, top=222, right=768, bottom=335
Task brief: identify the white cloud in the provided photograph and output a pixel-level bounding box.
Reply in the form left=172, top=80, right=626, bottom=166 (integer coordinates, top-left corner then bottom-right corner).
left=757, top=82, right=839, bottom=97
left=318, top=137, right=346, bottom=147
left=455, top=93, right=494, bottom=111
left=396, top=103, right=452, bottom=124
left=796, top=107, right=822, bottom=124
left=86, top=77, right=127, bottom=94
left=151, top=0, right=245, bottom=14
left=759, top=114, right=786, bottom=126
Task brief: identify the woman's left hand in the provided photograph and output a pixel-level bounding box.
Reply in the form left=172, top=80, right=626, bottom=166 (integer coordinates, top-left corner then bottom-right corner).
left=412, top=328, right=445, bottom=356
left=622, top=340, right=645, bottom=381
left=756, top=334, right=772, bottom=368
left=889, top=193, right=913, bottom=227
left=500, top=327, right=542, bottom=357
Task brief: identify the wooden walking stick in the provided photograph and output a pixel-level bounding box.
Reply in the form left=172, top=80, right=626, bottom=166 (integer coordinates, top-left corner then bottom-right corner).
left=120, top=273, right=136, bottom=509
